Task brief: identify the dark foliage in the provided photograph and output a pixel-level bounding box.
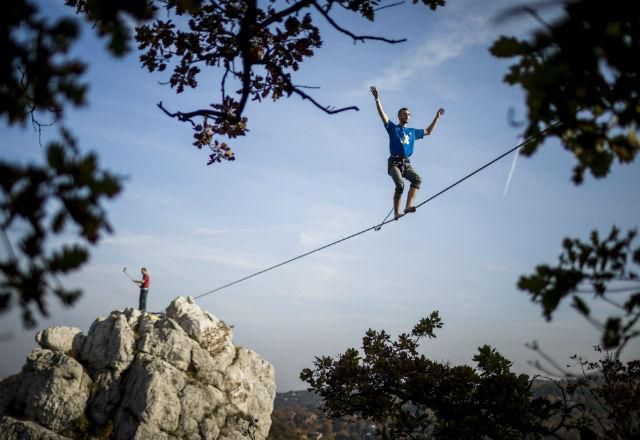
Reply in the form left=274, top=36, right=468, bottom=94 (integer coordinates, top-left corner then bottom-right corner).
left=490, top=0, right=640, bottom=184
left=133, top=0, right=446, bottom=162
left=0, top=0, right=150, bottom=326
left=493, top=4, right=639, bottom=438
left=518, top=227, right=640, bottom=354
left=565, top=349, right=640, bottom=439
left=1, top=1, right=84, bottom=126
left=64, top=0, right=155, bottom=55
left=0, top=130, right=121, bottom=327
left=301, top=312, right=575, bottom=440
left=1, top=0, right=154, bottom=126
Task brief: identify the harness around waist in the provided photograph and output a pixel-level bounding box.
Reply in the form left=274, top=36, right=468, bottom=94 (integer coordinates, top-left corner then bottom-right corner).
left=389, top=156, right=410, bottom=165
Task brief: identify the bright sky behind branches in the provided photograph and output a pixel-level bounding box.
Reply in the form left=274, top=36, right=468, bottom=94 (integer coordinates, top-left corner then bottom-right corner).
left=1, top=0, right=639, bottom=391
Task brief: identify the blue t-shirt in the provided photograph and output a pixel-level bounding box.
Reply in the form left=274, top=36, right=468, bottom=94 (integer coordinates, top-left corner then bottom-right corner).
left=385, top=121, right=425, bottom=157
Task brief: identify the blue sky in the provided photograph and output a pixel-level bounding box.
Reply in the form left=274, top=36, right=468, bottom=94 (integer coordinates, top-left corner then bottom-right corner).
left=1, top=0, right=639, bottom=391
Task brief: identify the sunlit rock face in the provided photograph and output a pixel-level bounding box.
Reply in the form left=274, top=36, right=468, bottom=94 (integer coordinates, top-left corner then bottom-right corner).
left=0, top=296, right=276, bottom=440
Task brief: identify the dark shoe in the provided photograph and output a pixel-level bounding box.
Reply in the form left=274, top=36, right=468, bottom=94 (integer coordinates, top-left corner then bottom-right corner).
left=404, top=206, right=416, bottom=214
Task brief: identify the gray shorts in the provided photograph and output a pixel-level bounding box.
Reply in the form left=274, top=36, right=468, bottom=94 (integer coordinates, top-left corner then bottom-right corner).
left=388, top=157, right=421, bottom=195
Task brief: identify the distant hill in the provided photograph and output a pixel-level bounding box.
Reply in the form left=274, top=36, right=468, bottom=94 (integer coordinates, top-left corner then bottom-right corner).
left=268, top=390, right=378, bottom=440
left=269, top=379, right=609, bottom=440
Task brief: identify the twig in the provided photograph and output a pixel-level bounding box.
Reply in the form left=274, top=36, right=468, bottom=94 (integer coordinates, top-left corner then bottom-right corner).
left=522, top=6, right=553, bottom=31
left=30, top=108, right=61, bottom=147
left=157, top=101, right=225, bottom=126
left=575, top=286, right=640, bottom=294
left=18, top=66, right=61, bottom=146
left=492, top=0, right=564, bottom=24
left=570, top=308, right=605, bottom=332
left=525, top=340, right=574, bottom=377
left=1, top=227, right=17, bottom=262
left=575, top=356, right=610, bottom=432
left=266, top=62, right=359, bottom=114
left=221, top=66, right=231, bottom=102
left=538, top=375, right=584, bottom=436
left=615, top=324, right=640, bottom=359
left=527, top=359, right=566, bottom=378
left=313, top=2, right=406, bottom=44
left=599, top=295, right=625, bottom=310
left=374, top=1, right=405, bottom=12
left=260, top=0, right=314, bottom=27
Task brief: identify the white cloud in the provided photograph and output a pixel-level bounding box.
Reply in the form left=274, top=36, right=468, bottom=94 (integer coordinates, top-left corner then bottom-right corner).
left=358, top=14, right=493, bottom=94
left=357, top=0, right=547, bottom=95
left=388, top=21, right=487, bottom=89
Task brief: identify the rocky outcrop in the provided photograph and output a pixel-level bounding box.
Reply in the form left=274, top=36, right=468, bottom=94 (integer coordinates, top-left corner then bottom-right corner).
left=0, top=297, right=276, bottom=439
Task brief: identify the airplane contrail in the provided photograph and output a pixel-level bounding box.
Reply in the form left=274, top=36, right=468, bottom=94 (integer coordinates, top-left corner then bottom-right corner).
left=503, top=148, right=521, bottom=196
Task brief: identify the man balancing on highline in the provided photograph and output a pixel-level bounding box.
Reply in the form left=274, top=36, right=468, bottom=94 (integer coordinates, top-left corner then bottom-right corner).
left=371, top=86, right=444, bottom=220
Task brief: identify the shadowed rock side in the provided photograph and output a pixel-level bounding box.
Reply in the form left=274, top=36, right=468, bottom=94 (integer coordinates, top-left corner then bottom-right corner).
left=0, top=297, right=276, bottom=440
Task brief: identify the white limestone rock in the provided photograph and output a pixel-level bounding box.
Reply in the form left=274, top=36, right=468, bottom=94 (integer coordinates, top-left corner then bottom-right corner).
left=124, top=307, right=143, bottom=328
left=80, top=311, right=136, bottom=373
left=137, top=316, right=196, bottom=371
left=224, top=347, right=276, bottom=438
left=0, top=416, right=73, bottom=440
left=12, top=348, right=92, bottom=432
left=166, top=297, right=237, bottom=373
left=178, top=383, right=226, bottom=435
left=35, top=326, right=84, bottom=356
left=118, top=354, right=185, bottom=435
left=0, top=296, right=276, bottom=440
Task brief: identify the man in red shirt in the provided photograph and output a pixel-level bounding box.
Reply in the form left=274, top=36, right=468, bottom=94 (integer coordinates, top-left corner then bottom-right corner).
left=134, top=267, right=150, bottom=311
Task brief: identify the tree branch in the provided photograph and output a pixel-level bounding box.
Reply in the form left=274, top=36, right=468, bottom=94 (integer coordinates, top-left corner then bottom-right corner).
left=374, top=1, right=405, bottom=12
left=575, top=357, right=610, bottom=432
left=1, top=227, right=17, bottom=262
left=492, top=0, right=565, bottom=25
left=293, top=85, right=359, bottom=114
left=539, top=376, right=582, bottom=436
left=600, top=295, right=626, bottom=310
left=525, top=340, right=574, bottom=377
left=616, top=326, right=640, bottom=359
left=221, top=66, right=231, bottom=102
left=157, top=101, right=226, bottom=126
left=260, top=0, right=314, bottom=27
left=313, top=1, right=406, bottom=44
left=235, top=0, right=258, bottom=122
left=266, top=62, right=359, bottom=114
left=575, top=285, right=640, bottom=294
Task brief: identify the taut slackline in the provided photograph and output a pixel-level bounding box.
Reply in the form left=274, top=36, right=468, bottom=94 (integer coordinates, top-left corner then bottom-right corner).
left=194, top=120, right=562, bottom=300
